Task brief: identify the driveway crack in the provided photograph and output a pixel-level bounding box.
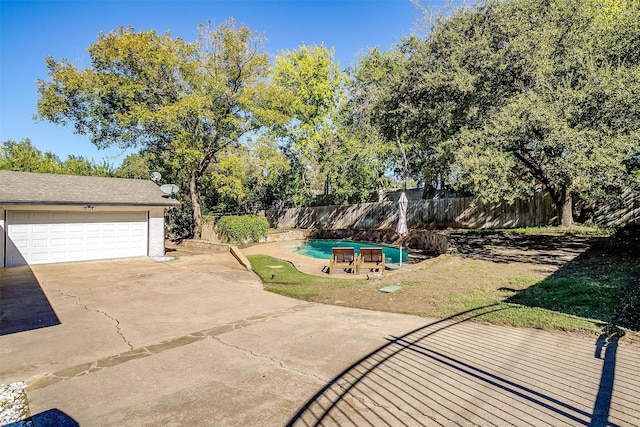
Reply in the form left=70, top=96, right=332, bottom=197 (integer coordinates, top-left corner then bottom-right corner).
left=57, top=290, right=133, bottom=350
left=211, top=335, right=327, bottom=384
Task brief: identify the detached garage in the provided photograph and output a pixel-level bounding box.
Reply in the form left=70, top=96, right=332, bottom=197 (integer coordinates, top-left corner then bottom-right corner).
left=0, top=171, right=179, bottom=268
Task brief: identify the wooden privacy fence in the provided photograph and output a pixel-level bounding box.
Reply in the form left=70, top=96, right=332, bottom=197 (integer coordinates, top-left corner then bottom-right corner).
left=264, top=192, right=556, bottom=230
left=592, top=188, right=640, bottom=227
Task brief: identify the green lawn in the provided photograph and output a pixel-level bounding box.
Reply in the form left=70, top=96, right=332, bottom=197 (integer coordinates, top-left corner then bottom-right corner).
left=248, top=255, right=366, bottom=299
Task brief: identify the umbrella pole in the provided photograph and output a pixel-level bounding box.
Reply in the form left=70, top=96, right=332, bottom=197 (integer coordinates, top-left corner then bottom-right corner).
left=399, top=242, right=402, bottom=267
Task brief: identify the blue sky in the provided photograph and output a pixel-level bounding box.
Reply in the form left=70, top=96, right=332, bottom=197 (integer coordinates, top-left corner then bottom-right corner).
left=1, top=0, right=429, bottom=166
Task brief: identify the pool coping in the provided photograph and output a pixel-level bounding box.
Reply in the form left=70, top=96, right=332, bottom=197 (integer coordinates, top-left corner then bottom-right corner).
left=240, top=239, right=437, bottom=278
left=285, top=239, right=410, bottom=265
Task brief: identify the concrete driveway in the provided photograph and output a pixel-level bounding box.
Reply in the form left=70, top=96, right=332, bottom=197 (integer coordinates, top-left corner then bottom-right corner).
left=1, top=252, right=639, bottom=426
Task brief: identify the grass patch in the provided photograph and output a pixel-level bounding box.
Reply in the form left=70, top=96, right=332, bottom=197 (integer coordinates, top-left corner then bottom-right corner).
left=480, top=305, right=602, bottom=332
left=250, top=254, right=604, bottom=334
left=247, top=254, right=365, bottom=300
left=249, top=255, right=313, bottom=285
left=426, top=282, right=602, bottom=333
left=508, top=277, right=618, bottom=321
left=263, top=283, right=322, bottom=300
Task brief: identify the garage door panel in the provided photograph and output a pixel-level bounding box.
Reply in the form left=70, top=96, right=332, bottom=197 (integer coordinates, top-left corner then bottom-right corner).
left=68, top=249, right=84, bottom=259
left=32, top=239, right=48, bottom=247
left=33, top=224, right=48, bottom=233
left=86, top=247, right=100, bottom=256
left=32, top=212, right=49, bottom=221
left=11, top=212, right=29, bottom=221
left=50, top=251, right=67, bottom=261
left=6, top=210, right=148, bottom=266
left=32, top=252, right=50, bottom=262
left=12, top=238, right=29, bottom=249
left=86, top=236, right=100, bottom=245
left=51, top=224, right=66, bottom=233
left=51, top=238, right=66, bottom=247
left=10, top=224, right=28, bottom=234
left=69, top=224, right=84, bottom=232
left=101, top=248, right=118, bottom=258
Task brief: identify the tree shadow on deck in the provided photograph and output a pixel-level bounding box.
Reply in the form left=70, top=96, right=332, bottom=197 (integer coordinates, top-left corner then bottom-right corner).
left=287, top=305, right=634, bottom=426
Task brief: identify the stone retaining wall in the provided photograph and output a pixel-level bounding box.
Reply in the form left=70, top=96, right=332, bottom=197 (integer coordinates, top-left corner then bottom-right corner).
left=181, top=240, right=230, bottom=252
left=264, top=229, right=308, bottom=242
left=179, top=240, right=251, bottom=270
left=195, top=225, right=447, bottom=255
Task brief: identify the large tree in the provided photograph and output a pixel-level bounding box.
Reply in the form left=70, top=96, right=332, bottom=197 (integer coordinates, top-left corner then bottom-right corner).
left=370, top=0, right=640, bottom=225
left=349, top=48, right=413, bottom=191
left=448, top=0, right=640, bottom=226
left=272, top=44, right=346, bottom=204
left=114, top=153, right=151, bottom=179
left=37, top=19, right=283, bottom=236
left=271, top=44, right=388, bottom=206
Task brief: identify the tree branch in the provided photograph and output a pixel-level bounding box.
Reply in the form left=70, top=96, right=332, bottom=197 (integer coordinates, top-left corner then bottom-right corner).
left=512, top=149, right=560, bottom=203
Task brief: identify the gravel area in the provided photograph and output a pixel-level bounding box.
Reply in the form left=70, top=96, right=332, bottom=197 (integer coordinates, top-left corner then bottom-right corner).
left=0, top=382, right=31, bottom=426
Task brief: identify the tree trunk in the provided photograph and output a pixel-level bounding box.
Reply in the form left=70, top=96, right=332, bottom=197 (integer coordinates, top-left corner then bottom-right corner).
left=189, top=171, right=202, bottom=239
left=422, top=179, right=430, bottom=199
left=558, top=187, right=573, bottom=227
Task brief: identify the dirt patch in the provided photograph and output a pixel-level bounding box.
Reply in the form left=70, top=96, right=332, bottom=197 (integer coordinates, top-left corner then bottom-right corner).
left=317, top=253, right=554, bottom=316
left=446, top=230, right=594, bottom=266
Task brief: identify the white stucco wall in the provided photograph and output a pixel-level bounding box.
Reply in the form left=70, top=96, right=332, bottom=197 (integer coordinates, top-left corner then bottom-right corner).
left=0, top=208, right=5, bottom=268
left=148, top=208, right=166, bottom=257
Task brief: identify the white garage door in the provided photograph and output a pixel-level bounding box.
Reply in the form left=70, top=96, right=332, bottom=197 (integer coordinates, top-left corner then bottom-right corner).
left=6, top=210, right=148, bottom=267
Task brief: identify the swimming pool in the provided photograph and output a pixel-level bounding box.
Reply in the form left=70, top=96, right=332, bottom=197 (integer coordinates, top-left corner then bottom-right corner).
left=291, top=240, right=408, bottom=264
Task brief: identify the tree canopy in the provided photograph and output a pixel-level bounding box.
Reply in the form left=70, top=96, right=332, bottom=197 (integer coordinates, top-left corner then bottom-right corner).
left=356, top=0, right=640, bottom=225
left=37, top=19, right=285, bottom=237
left=271, top=44, right=345, bottom=204
left=1, top=139, right=114, bottom=176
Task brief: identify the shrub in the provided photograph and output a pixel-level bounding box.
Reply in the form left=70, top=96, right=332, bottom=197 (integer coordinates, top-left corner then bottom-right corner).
left=166, top=204, right=193, bottom=241
left=216, top=215, right=269, bottom=243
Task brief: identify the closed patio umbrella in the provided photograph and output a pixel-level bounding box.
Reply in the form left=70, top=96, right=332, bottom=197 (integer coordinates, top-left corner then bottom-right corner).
left=396, top=191, right=408, bottom=267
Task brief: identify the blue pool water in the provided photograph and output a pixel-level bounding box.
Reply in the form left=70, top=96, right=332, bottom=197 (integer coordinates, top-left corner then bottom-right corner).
left=292, top=240, right=408, bottom=264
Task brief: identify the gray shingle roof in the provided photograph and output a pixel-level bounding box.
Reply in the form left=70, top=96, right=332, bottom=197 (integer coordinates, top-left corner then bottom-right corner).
left=0, top=171, right=180, bottom=207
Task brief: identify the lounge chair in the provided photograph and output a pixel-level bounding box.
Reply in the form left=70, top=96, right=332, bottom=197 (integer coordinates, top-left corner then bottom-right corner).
left=358, top=247, right=385, bottom=274
left=329, top=247, right=357, bottom=274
